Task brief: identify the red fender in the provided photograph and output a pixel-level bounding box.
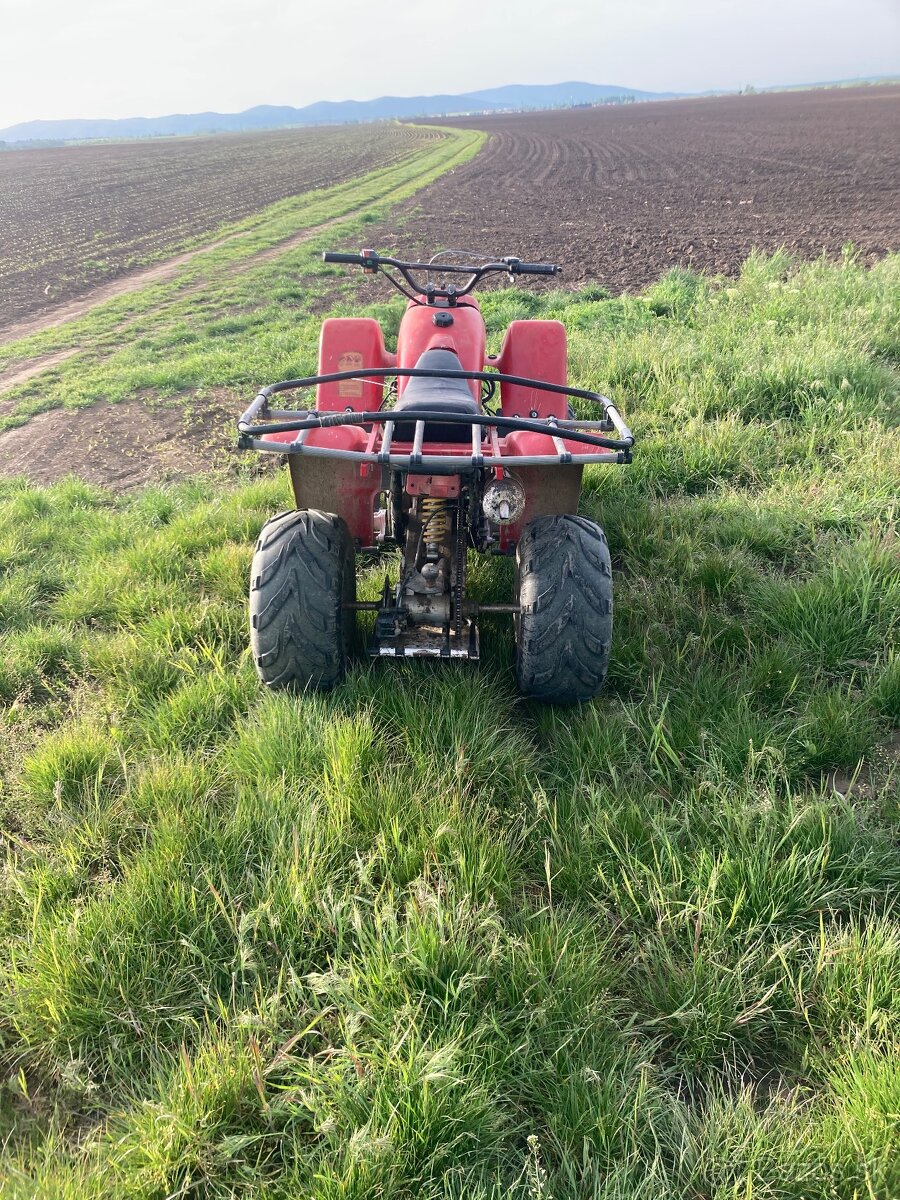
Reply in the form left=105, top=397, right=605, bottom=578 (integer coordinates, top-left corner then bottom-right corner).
left=316, top=318, right=395, bottom=412
left=495, top=320, right=568, bottom=418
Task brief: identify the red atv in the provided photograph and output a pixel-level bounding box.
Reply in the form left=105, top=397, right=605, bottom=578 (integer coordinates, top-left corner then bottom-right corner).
left=238, top=250, right=634, bottom=704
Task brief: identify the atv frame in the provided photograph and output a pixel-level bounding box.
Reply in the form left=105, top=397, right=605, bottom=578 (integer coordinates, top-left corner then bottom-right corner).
left=238, top=250, right=634, bottom=702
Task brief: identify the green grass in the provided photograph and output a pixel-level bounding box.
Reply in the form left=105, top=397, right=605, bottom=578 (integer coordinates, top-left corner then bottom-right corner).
left=0, top=250, right=898, bottom=1197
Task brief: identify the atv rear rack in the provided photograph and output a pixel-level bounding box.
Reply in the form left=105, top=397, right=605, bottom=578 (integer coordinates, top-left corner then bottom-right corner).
left=237, top=367, right=634, bottom=471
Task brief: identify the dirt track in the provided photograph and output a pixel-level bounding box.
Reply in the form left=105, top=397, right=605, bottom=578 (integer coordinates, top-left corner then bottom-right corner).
left=366, top=87, right=900, bottom=291
left=0, top=206, right=394, bottom=399
left=0, top=231, right=253, bottom=348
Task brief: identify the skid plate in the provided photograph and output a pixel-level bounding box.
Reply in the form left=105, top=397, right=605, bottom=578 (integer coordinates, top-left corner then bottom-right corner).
left=370, top=620, right=479, bottom=660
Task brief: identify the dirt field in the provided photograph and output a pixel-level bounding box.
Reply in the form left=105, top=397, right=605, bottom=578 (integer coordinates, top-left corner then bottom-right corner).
left=364, top=87, right=900, bottom=291
left=0, top=124, right=439, bottom=328
left=0, top=394, right=240, bottom=489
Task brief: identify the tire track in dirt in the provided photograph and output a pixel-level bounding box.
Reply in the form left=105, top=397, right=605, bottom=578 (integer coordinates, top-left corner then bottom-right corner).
left=0, top=230, right=253, bottom=346
left=0, top=348, right=83, bottom=396
left=0, top=207, right=393, bottom=399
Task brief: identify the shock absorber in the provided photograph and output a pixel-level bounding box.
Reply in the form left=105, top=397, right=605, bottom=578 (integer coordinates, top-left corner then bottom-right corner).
left=420, top=496, right=449, bottom=559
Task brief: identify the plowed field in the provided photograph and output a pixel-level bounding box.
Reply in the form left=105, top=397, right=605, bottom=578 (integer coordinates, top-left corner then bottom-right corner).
left=0, top=123, right=442, bottom=326
left=372, top=86, right=900, bottom=291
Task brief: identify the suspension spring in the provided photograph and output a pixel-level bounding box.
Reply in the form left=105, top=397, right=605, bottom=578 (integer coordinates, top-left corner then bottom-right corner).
left=420, top=496, right=449, bottom=557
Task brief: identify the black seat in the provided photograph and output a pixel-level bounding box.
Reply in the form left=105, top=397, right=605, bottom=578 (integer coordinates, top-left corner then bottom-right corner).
left=393, top=348, right=479, bottom=444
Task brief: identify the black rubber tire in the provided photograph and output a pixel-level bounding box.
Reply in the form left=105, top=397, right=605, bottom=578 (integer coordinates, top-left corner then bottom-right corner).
left=514, top=514, right=613, bottom=705
left=249, top=509, right=355, bottom=691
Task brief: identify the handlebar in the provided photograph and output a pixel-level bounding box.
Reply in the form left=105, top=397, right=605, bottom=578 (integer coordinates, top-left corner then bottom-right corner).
left=322, top=248, right=559, bottom=302
left=322, top=251, right=369, bottom=264
left=511, top=262, right=557, bottom=276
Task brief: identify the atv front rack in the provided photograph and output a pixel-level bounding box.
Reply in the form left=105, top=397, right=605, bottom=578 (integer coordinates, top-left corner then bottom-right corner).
left=237, top=367, right=634, bottom=471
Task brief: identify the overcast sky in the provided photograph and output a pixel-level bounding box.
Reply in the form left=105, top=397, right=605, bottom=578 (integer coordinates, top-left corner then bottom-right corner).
left=1, top=0, right=898, bottom=129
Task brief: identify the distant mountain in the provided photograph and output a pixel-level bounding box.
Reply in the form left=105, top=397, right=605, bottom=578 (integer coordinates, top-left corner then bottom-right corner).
left=0, top=81, right=676, bottom=144
left=467, top=81, right=668, bottom=106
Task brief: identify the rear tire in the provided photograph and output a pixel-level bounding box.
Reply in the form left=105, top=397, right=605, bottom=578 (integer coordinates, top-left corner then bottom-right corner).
left=249, top=509, right=355, bottom=691
left=515, top=515, right=612, bottom=704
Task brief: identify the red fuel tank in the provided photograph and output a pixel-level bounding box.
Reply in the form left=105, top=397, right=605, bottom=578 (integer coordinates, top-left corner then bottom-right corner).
left=395, top=298, right=486, bottom=401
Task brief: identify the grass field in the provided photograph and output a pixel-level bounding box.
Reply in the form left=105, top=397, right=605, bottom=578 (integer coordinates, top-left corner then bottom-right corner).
left=0, top=248, right=898, bottom=1196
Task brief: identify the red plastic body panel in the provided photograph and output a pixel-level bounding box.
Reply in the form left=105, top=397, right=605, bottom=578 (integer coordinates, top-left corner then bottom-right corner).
left=495, top=320, right=568, bottom=418
left=316, top=317, right=395, bottom=412
left=262, top=305, right=583, bottom=546
left=286, top=426, right=381, bottom=544
left=395, top=298, right=485, bottom=401
left=406, top=474, right=461, bottom=497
